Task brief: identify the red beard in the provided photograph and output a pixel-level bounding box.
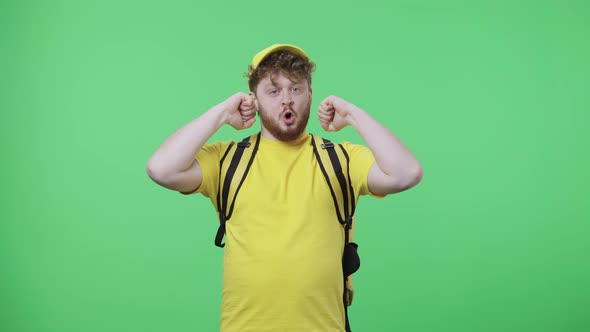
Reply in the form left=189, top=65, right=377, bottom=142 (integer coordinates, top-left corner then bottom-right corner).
left=258, top=102, right=311, bottom=141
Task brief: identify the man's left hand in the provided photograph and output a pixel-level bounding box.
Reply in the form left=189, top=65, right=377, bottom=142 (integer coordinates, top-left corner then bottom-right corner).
left=317, top=95, right=359, bottom=132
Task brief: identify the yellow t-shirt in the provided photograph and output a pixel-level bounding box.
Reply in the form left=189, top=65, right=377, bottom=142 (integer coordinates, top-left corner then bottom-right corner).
left=192, top=132, right=376, bottom=332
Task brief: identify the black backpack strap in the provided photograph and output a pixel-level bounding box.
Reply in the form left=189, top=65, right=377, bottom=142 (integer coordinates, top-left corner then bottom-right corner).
left=310, top=134, right=357, bottom=332
left=214, top=133, right=261, bottom=248
left=310, top=134, right=356, bottom=231
left=340, top=139, right=357, bottom=332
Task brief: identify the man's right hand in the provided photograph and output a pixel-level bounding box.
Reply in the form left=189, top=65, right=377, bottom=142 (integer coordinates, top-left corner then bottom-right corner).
left=222, top=92, right=258, bottom=130
left=147, top=92, right=259, bottom=195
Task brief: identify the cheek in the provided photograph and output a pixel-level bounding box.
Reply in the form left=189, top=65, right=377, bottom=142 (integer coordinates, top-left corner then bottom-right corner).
left=296, top=95, right=311, bottom=108
left=257, top=96, right=271, bottom=106
left=259, top=98, right=281, bottom=112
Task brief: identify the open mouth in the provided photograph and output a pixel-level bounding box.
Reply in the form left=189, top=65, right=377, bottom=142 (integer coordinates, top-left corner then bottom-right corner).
left=281, top=110, right=296, bottom=125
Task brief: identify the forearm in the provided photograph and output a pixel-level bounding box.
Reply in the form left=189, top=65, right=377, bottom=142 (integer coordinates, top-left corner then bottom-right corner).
left=147, top=104, right=227, bottom=177
left=348, top=107, right=422, bottom=179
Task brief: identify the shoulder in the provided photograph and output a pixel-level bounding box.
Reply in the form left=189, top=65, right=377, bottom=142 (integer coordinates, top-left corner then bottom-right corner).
left=200, top=140, right=235, bottom=154
left=337, top=141, right=377, bottom=196
left=338, top=141, right=374, bottom=159
left=195, top=140, right=235, bottom=174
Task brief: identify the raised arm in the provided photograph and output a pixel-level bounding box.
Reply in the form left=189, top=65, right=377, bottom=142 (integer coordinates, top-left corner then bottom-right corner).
left=318, top=96, right=423, bottom=196
left=146, top=92, right=257, bottom=193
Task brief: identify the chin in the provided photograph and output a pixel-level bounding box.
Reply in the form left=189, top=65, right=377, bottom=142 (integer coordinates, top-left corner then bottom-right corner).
left=276, top=128, right=305, bottom=141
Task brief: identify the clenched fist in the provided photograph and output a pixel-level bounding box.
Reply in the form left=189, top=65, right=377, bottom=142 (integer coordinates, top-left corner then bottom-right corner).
left=318, top=96, right=359, bottom=132
left=222, top=92, right=258, bottom=130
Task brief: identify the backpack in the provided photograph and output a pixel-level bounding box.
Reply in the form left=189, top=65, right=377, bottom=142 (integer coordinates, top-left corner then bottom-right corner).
left=213, top=132, right=360, bottom=332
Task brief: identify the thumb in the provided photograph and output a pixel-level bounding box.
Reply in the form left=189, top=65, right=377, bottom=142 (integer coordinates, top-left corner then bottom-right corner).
left=239, top=94, right=250, bottom=110
left=320, top=121, right=334, bottom=132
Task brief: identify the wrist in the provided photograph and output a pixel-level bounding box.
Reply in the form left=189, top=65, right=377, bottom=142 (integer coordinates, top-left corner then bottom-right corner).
left=210, top=103, right=230, bottom=127
left=346, top=106, right=364, bottom=129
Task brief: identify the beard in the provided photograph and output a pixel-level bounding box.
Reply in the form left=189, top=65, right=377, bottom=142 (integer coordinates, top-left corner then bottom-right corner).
left=258, top=100, right=311, bottom=142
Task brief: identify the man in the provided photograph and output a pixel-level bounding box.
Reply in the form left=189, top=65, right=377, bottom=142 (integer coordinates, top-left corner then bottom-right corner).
left=146, top=44, right=423, bottom=332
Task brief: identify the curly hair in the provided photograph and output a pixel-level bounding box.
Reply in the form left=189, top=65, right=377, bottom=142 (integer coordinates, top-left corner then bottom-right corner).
left=245, top=50, right=316, bottom=93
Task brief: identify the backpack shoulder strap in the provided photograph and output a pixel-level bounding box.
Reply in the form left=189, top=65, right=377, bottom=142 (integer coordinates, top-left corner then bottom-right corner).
left=215, top=132, right=261, bottom=248
left=310, top=134, right=356, bottom=233
left=310, top=134, right=358, bottom=331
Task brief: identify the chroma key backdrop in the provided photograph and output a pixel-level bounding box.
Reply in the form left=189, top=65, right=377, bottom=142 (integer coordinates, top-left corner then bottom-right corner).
left=2, top=1, right=589, bottom=331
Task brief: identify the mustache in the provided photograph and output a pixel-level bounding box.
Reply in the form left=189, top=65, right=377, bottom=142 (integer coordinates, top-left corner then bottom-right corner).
left=281, top=107, right=295, bottom=116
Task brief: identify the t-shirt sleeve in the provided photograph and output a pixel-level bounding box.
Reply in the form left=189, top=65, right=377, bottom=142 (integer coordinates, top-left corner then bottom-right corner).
left=180, top=140, right=233, bottom=199
left=340, top=141, right=382, bottom=198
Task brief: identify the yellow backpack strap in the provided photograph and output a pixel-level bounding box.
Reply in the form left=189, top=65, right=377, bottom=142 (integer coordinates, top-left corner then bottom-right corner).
left=214, top=133, right=261, bottom=248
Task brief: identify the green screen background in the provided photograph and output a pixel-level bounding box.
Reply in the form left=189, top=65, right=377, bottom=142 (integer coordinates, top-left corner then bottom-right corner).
left=2, top=0, right=589, bottom=331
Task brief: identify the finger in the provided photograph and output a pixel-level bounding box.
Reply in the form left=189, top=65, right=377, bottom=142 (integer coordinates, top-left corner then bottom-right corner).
left=318, top=107, right=334, bottom=116
left=240, top=109, right=256, bottom=117
left=241, top=93, right=250, bottom=103
left=240, top=104, right=259, bottom=115
left=242, top=109, right=257, bottom=118
left=242, top=117, right=256, bottom=128
left=239, top=102, right=252, bottom=111
left=319, top=121, right=336, bottom=132
left=247, top=95, right=256, bottom=106
left=318, top=104, right=333, bottom=115
left=319, top=97, right=334, bottom=109
left=319, top=105, right=335, bottom=115
left=242, top=114, right=255, bottom=122
left=244, top=108, right=258, bottom=117
left=318, top=112, right=333, bottom=122
left=239, top=94, right=252, bottom=108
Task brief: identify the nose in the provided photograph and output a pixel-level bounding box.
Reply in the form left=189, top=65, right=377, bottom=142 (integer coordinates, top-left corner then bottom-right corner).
left=281, top=94, right=294, bottom=107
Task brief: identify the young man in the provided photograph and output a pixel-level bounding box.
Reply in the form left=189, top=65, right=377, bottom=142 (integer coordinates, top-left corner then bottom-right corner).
left=147, top=44, right=423, bottom=332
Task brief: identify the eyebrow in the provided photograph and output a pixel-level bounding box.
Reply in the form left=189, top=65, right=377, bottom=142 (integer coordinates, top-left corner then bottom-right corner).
left=267, top=72, right=304, bottom=86
left=264, top=80, right=303, bottom=89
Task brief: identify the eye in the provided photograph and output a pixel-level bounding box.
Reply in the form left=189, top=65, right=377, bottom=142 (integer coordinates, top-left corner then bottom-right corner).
left=290, top=87, right=302, bottom=94
left=269, top=89, right=279, bottom=96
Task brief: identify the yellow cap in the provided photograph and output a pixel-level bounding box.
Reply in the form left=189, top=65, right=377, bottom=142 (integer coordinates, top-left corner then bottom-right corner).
left=251, top=44, right=308, bottom=70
